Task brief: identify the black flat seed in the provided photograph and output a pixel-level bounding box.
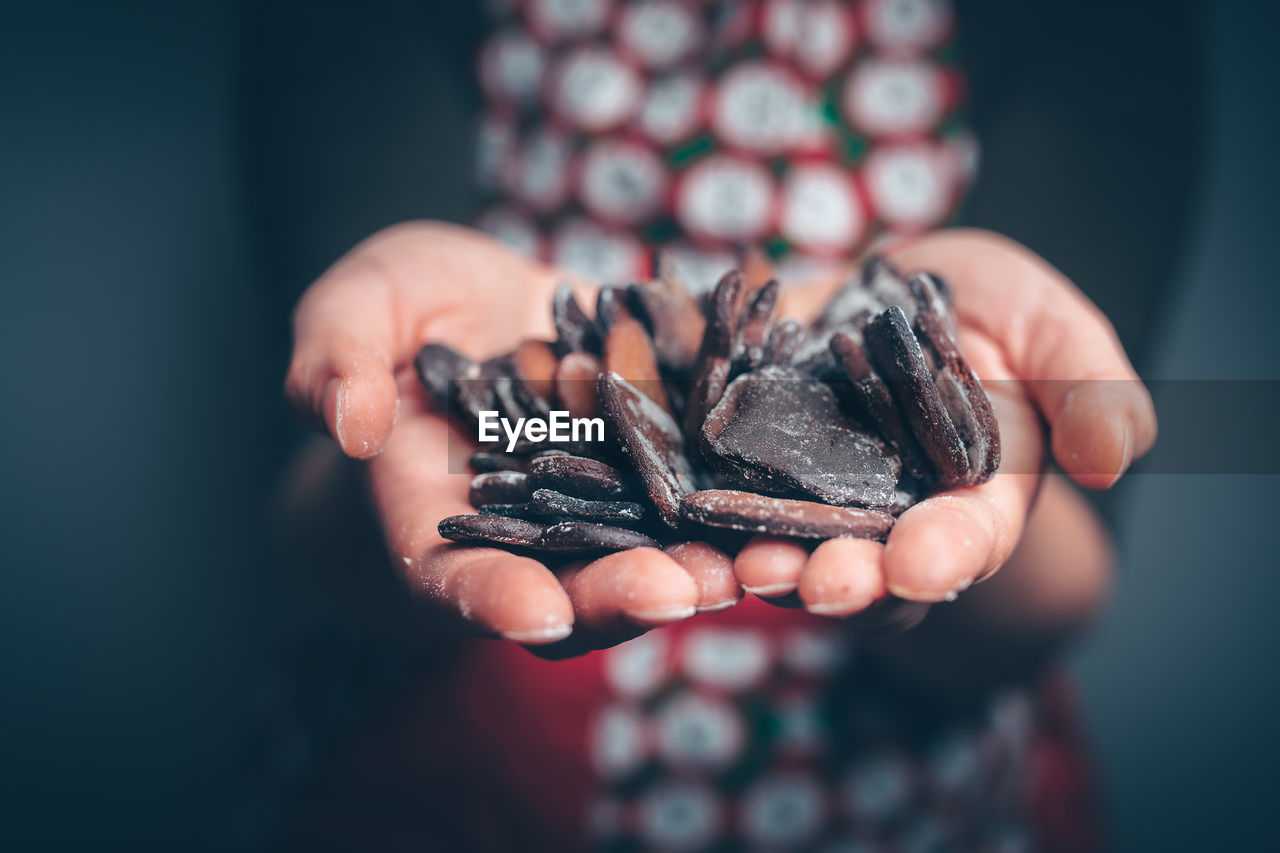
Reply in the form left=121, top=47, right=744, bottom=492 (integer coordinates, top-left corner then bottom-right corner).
left=912, top=306, right=1001, bottom=485
left=414, top=343, right=474, bottom=408
left=627, top=256, right=706, bottom=374
left=552, top=284, right=601, bottom=356
left=526, top=454, right=633, bottom=501
left=438, top=514, right=548, bottom=548
left=811, top=267, right=886, bottom=336
left=476, top=503, right=561, bottom=523
left=536, top=521, right=660, bottom=553
left=470, top=451, right=525, bottom=473
left=730, top=279, right=779, bottom=375
left=595, top=284, right=634, bottom=335
left=762, top=318, right=804, bottom=367
left=680, top=490, right=894, bottom=540
left=862, top=255, right=916, bottom=317
left=830, top=329, right=934, bottom=479
left=529, top=489, right=646, bottom=524
left=455, top=369, right=498, bottom=427
left=599, top=372, right=695, bottom=528
left=863, top=306, right=970, bottom=486
left=468, top=470, right=532, bottom=507
left=702, top=365, right=898, bottom=507
left=681, top=270, right=743, bottom=441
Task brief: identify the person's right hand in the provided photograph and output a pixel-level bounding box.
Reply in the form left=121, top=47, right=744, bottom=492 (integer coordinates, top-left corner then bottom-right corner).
left=285, top=222, right=742, bottom=653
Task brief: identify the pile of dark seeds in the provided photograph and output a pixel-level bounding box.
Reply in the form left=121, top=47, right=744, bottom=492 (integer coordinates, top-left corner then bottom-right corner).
left=418, top=256, right=1000, bottom=557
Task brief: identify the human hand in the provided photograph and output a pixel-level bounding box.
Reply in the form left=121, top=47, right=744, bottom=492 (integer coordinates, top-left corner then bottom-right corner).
left=733, top=229, right=1157, bottom=620
left=285, top=222, right=741, bottom=652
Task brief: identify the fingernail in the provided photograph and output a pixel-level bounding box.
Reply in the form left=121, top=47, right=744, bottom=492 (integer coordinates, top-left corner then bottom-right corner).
left=696, top=598, right=739, bottom=613
left=743, top=582, right=798, bottom=597
left=323, top=375, right=346, bottom=450
left=1117, top=415, right=1134, bottom=479
left=502, top=624, right=573, bottom=644
left=628, top=605, right=697, bottom=625
left=807, top=601, right=863, bottom=616
left=885, top=582, right=953, bottom=604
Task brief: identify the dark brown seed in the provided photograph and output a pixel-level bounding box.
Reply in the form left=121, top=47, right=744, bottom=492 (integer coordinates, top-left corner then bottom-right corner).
left=628, top=254, right=707, bottom=374
left=414, top=343, right=497, bottom=427
left=682, top=270, right=743, bottom=440
left=862, top=306, right=970, bottom=486
left=469, top=470, right=532, bottom=507
left=604, top=317, right=672, bottom=414
left=681, top=490, right=894, bottom=540
left=812, top=268, right=885, bottom=336
left=682, top=356, right=732, bottom=451
left=595, top=285, right=634, bottom=334
left=536, top=521, right=660, bottom=553
left=830, top=330, right=934, bottom=478
left=527, top=454, right=634, bottom=501
left=414, top=343, right=474, bottom=409
left=912, top=305, right=1001, bottom=484
left=455, top=369, right=498, bottom=427
left=906, top=272, right=953, bottom=328
left=469, top=451, right=525, bottom=473
left=731, top=279, right=779, bottom=375
left=476, top=503, right=552, bottom=522
left=554, top=351, right=603, bottom=421
left=701, top=366, right=898, bottom=507
left=491, top=373, right=530, bottom=422
left=438, top=514, right=548, bottom=548
left=598, top=372, right=695, bottom=528
left=552, top=283, right=601, bottom=356
left=528, top=489, right=646, bottom=524
left=703, top=269, right=744, bottom=357
left=762, top=318, right=804, bottom=367
left=863, top=255, right=916, bottom=316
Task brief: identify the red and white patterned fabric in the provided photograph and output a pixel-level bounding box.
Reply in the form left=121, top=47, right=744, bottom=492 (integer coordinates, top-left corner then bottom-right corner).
left=475, top=0, right=976, bottom=291
left=286, top=599, right=1100, bottom=852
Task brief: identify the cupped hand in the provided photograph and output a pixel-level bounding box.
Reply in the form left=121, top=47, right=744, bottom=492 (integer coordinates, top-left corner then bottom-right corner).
left=736, top=228, right=1157, bottom=617
left=285, top=222, right=741, bottom=651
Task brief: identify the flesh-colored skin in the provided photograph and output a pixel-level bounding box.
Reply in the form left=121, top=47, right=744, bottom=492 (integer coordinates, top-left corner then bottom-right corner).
left=284, top=223, right=1155, bottom=665
left=663, top=542, right=742, bottom=612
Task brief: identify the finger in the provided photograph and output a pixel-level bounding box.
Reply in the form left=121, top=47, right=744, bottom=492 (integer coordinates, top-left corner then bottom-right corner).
left=285, top=222, right=561, bottom=458
left=888, top=229, right=1157, bottom=487
left=882, top=347, right=1044, bottom=601
left=565, top=548, right=700, bottom=631
left=797, top=538, right=886, bottom=616
left=733, top=535, right=811, bottom=599
left=426, top=547, right=576, bottom=643
left=664, top=541, right=742, bottom=612
left=367, top=377, right=574, bottom=643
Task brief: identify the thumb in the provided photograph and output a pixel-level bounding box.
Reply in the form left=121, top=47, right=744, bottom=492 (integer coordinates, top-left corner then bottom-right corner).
left=890, top=229, right=1157, bottom=488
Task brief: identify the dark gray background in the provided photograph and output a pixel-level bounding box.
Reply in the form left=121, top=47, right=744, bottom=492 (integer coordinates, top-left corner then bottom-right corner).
left=1, top=1, right=1276, bottom=849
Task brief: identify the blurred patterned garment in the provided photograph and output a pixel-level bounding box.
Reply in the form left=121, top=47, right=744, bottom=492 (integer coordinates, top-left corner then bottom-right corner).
left=474, top=0, right=978, bottom=290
